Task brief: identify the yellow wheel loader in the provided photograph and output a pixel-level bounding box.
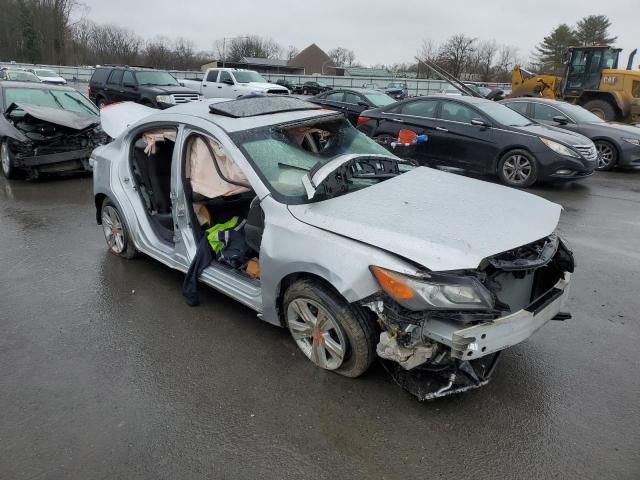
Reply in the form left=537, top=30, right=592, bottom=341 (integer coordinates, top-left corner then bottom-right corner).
left=511, top=46, right=640, bottom=123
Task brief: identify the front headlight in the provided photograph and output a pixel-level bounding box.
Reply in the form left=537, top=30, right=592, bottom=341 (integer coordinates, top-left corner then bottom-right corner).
left=370, top=266, right=494, bottom=311
left=622, top=137, right=640, bottom=146
left=155, top=95, right=174, bottom=104
left=540, top=138, right=579, bottom=158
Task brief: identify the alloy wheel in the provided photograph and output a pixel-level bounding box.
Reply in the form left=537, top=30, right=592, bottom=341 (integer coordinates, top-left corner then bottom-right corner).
left=502, top=154, right=532, bottom=185
left=101, top=205, right=126, bottom=254
left=595, top=142, right=614, bottom=169
left=1, top=142, right=10, bottom=176
left=287, top=298, right=347, bottom=370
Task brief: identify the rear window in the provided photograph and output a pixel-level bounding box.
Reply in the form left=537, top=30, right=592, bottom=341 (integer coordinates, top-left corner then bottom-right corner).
left=91, top=68, right=110, bottom=84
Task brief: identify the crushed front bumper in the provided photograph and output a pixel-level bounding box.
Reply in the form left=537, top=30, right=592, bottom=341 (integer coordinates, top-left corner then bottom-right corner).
left=423, top=274, right=570, bottom=361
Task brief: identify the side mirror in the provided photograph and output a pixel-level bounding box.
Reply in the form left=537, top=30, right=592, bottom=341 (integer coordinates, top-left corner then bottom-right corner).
left=553, top=115, right=569, bottom=125
left=179, top=81, right=184, bottom=87
left=471, top=118, right=490, bottom=128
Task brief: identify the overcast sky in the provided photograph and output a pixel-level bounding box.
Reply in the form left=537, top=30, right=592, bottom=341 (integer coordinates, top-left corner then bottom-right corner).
left=77, top=0, right=637, bottom=66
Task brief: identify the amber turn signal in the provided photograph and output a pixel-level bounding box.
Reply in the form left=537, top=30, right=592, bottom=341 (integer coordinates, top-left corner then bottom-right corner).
left=370, top=266, right=416, bottom=300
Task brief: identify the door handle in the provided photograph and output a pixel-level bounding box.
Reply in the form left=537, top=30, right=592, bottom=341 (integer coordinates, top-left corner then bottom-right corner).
left=218, top=86, right=222, bottom=88
left=391, top=118, right=404, bottom=123
left=203, top=84, right=207, bottom=87
left=436, top=126, right=448, bottom=132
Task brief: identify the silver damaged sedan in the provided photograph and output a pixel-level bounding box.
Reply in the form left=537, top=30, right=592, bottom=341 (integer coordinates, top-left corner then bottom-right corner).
left=92, top=96, right=574, bottom=399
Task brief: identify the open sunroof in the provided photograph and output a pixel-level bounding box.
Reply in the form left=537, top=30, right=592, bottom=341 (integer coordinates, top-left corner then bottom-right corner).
left=208, top=95, right=321, bottom=118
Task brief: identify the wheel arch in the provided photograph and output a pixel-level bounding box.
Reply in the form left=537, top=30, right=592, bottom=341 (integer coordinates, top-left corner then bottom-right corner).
left=493, top=145, right=535, bottom=174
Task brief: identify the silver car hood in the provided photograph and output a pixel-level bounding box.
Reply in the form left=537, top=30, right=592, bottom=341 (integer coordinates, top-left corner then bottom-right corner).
left=288, top=167, right=562, bottom=271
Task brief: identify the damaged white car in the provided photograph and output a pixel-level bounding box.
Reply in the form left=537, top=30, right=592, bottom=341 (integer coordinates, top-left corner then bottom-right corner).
left=93, top=96, right=574, bottom=400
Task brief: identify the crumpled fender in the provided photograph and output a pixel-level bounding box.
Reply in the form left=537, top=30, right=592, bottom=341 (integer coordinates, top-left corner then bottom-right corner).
left=0, top=114, right=28, bottom=143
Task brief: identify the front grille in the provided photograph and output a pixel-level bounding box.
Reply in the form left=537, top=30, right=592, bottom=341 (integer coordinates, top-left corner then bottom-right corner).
left=266, top=89, right=289, bottom=95
left=171, top=93, right=200, bottom=103
left=573, top=144, right=597, bottom=161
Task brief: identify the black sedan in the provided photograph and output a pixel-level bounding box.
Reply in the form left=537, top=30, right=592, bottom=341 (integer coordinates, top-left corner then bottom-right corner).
left=357, top=95, right=598, bottom=187
left=300, top=81, right=331, bottom=95
left=308, top=88, right=397, bottom=125
left=501, top=97, right=640, bottom=171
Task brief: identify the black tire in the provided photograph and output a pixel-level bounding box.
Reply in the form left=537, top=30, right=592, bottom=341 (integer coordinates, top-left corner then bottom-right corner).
left=1, top=139, right=18, bottom=179
left=581, top=99, right=617, bottom=122
left=302, top=88, right=308, bottom=95
left=100, top=198, right=137, bottom=259
left=283, top=279, right=377, bottom=378
left=497, top=149, right=539, bottom=188
left=96, top=96, right=107, bottom=109
left=594, top=139, right=618, bottom=171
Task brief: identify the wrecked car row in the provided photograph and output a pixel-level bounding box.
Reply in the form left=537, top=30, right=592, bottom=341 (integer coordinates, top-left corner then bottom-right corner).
left=0, top=81, right=107, bottom=179
left=90, top=96, right=574, bottom=400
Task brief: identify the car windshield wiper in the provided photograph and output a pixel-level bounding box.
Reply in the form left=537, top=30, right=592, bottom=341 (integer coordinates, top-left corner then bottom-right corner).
left=47, top=90, right=65, bottom=109
left=63, top=93, right=96, bottom=114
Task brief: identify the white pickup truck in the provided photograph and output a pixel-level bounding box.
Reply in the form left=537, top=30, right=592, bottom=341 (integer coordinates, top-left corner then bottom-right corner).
left=181, top=68, right=289, bottom=99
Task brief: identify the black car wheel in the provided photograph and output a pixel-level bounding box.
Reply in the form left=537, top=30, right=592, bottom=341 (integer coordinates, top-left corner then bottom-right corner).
left=498, top=149, right=538, bottom=188
left=100, top=198, right=137, bottom=259
left=302, top=88, right=308, bottom=95
left=1, top=139, right=18, bottom=179
left=96, top=97, right=107, bottom=109
left=594, top=140, right=618, bottom=171
left=284, top=279, right=377, bottom=378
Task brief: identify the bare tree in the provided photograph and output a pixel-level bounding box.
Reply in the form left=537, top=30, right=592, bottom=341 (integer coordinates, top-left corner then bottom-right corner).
left=438, top=34, right=477, bottom=78
left=286, top=45, right=300, bottom=61
left=328, top=47, right=356, bottom=67
left=470, top=40, right=498, bottom=81
left=215, top=35, right=282, bottom=62
left=494, top=45, right=519, bottom=82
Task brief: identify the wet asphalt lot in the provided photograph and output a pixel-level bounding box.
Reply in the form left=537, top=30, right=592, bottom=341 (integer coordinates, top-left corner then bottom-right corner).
left=1, top=169, right=639, bottom=480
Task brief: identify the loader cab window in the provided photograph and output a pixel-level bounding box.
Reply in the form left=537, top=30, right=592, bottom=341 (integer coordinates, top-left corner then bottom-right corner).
left=130, top=127, right=178, bottom=244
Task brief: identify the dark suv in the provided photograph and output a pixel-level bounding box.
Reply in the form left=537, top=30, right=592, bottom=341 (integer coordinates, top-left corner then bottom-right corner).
left=88, top=67, right=200, bottom=109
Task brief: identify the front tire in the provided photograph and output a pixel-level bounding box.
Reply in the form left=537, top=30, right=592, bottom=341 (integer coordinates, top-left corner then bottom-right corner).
left=581, top=99, right=617, bottom=122
left=100, top=198, right=137, bottom=259
left=498, top=149, right=538, bottom=188
left=284, top=280, right=377, bottom=378
left=594, top=140, right=618, bottom=171
left=96, top=97, right=108, bottom=109
left=1, top=139, right=18, bottom=179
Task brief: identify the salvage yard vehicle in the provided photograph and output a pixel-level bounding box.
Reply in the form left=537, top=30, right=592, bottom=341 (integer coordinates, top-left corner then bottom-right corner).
left=93, top=96, right=574, bottom=400
left=300, top=81, right=332, bottom=95
left=89, top=66, right=201, bottom=109
left=308, top=87, right=396, bottom=125
left=510, top=46, right=640, bottom=123
left=0, top=69, right=41, bottom=83
left=385, top=81, right=409, bottom=100
left=501, top=97, right=640, bottom=171
left=181, top=68, right=289, bottom=99
left=27, top=68, right=67, bottom=85
left=0, top=81, right=107, bottom=179
left=358, top=95, right=598, bottom=187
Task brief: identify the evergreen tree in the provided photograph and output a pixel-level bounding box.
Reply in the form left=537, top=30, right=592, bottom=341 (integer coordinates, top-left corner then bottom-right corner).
left=575, top=15, right=617, bottom=46
left=535, top=24, right=577, bottom=74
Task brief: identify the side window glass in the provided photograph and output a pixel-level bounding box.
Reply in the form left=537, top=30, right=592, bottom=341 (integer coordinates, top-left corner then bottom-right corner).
left=206, top=70, right=219, bottom=82
left=344, top=92, right=362, bottom=104
left=325, top=91, right=344, bottom=101
left=107, top=70, right=124, bottom=85
left=507, top=102, right=530, bottom=116
left=219, top=71, right=233, bottom=84
left=123, top=71, right=135, bottom=85
left=440, top=102, right=476, bottom=123
left=533, top=103, right=565, bottom=121
left=400, top=100, right=437, bottom=117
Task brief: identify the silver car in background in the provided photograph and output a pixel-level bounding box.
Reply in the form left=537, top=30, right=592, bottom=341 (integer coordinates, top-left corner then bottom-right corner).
left=92, top=96, right=575, bottom=399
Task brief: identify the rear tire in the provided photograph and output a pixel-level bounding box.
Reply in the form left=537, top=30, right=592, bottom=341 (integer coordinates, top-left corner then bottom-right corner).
left=594, top=140, right=618, bottom=171
left=581, top=99, right=617, bottom=122
left=284, top=280, right=377, bottom=378
left=100, top=198, right=137, bottom=259
left=96, top=97, right=107, bottom=109
left=498, top=149, right=538, bottom=188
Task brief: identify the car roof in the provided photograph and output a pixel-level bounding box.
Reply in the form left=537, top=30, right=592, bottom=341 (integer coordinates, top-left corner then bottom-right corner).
left=503, top=97, right=568, bottom=106
left=424, top=94, right=494, bottom=105
left=329, top=88, right=382, bottom=95
left=148, top=97, right=340, bottom=133
left=0, top=80, right=75, bottom=91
